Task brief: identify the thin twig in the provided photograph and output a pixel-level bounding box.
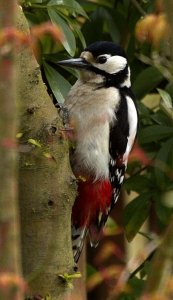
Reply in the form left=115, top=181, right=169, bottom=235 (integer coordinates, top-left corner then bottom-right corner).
left=130, top=0, right=146, bottom=16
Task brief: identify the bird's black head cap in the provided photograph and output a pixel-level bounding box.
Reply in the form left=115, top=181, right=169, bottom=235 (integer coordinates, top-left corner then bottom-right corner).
left=85, top=41, right=127, bottom=58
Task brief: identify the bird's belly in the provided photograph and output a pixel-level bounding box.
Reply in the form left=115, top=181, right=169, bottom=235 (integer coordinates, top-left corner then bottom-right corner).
left=65, top=83, right=121, bottom=180
left=70, top=121, right=110, bottom=180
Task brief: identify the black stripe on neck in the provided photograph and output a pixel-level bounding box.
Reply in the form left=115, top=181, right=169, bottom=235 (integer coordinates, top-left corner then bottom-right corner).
left=86, top=64, right=129, bottom=88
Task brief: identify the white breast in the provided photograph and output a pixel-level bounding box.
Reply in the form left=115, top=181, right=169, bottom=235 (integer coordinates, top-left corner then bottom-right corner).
left=65, top=80, right=121, bottom=180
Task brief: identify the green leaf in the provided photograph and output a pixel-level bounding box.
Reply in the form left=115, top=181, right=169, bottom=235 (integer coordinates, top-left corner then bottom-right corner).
left=100, top=8, right=120, bottom=42
left=132, top=66, right=163, bottom=100
left=151, top=110, right=173, bottom=126
left=48, top=7, right=76, bottom=56
left=162, top=190, right=173, bottom=208
left=165, top=82, right=173, bottom=100
left=157, top=89, right=172, bottom=109
left=47, top=0, right=88, bottom=18
left=44, top=53, right=78, bottom=78
left=24, top=0, right=43, bottom=4
left=90, top=0, right=113, bottom=8
left=82, top=8, right=105, bottom=43
left=138, top=101, right=151, bottom=117
left=124, top=193, right=151, bottom=242
left=154, top=137, right=173, bottom=188
left=124, top=175, right=151, bottom=193
left=30, top=0, right=43, bottom=3
left=43, top=61, right=71, bottom=103
left=70, top=20, right=86, bottom=48
left=87, top=264, right=97, bottom=278
left=157, top=88, right=173, bottom=121
left=139, top=125, right=173, bottom=144
left=155, top=200, right=172, bottom=225
left=128, top=277, right=145, bottom=297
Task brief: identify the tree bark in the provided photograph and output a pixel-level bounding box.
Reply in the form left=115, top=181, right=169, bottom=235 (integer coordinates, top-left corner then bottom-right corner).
left=16, top=6, right=76, bottom=300
left=0, top=1, right=22, bottom=300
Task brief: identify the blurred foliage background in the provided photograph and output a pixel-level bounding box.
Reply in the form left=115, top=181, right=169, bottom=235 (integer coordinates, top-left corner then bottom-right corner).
left=20, top=0, right=173, bottom=299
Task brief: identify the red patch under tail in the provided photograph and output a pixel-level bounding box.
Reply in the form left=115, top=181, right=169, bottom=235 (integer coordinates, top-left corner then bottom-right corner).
left=72, top=179, right=113, bottom=228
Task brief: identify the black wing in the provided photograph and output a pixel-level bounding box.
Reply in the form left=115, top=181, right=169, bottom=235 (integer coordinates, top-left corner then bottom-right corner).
left=84, top=89, right=136, bottom=249
left=99, top=88, right=134, bottom=228
left=109, top=89, right=129, bottom=206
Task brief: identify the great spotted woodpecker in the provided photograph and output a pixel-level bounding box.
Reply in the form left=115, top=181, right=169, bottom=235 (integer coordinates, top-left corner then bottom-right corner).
left=58, top=41, right=138, bottom=263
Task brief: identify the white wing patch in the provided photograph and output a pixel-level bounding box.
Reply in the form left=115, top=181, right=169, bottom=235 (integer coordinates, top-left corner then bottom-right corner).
left=123, top=95, right=138, bottom=162
left=109, top=94, right=137, bottom=207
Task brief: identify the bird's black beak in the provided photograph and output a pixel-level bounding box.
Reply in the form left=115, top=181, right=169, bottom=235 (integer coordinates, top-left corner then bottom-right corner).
left=57, top=58, right=90, bottom=69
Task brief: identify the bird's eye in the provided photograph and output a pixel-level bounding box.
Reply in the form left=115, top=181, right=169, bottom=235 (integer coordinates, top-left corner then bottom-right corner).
left=96, top=56, right=107, bottom=64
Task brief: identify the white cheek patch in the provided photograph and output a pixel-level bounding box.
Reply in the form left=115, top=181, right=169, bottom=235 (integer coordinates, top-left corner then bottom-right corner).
left=94, top=55, right=127, bottom=74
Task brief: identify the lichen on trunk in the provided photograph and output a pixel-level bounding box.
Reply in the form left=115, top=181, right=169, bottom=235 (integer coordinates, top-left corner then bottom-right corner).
left=16, top=6, right=76, bottom=299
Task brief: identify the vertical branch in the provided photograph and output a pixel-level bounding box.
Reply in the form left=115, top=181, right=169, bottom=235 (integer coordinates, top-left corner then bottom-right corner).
left=140, top=218, right=173, bottom=299
left=135, top=2, right=173, bottom=298
left=140, top=4, right=173, bottom=298
left=164, top=0, right=173, bottom=61
left=0, top=1, right=22, bottom=300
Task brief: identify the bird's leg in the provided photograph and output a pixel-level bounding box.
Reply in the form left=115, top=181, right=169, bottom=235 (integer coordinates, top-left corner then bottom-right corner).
left=55, top=103, right=70, bottom=126
left=56, top=104, right=75, bottom=140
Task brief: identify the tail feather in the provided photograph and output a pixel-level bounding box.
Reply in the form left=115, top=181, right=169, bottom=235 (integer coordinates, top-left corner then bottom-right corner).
left=72, top=179, right=113, bottom=262
left=89, top=222, right=103, bottom=248
left=72, top=225, right=88, bottom=263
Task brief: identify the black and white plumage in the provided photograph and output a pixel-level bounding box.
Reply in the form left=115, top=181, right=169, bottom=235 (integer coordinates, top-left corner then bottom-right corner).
left=58, top=41, right=138, bottom=262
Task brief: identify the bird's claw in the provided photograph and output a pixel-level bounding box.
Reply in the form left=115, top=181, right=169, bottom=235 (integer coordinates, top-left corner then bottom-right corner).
left=57, top=105, right=70, bottom=127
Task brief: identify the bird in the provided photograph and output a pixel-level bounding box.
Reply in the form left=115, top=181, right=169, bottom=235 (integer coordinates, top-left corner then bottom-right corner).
left=58, top=41, right=138, bottom=263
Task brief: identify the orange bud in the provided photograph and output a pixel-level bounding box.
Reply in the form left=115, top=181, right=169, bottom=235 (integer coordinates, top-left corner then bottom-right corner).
left=136, top=13, right=169, bottom=47
left=0, top=272, right=27, bottom=291
left=135, top=14, right=157, bottom=43
left=31, top=22, right=63, bottom=42
left=129, top=142, right=151, bottom=166
left=151, top=14, right=169, bottom=46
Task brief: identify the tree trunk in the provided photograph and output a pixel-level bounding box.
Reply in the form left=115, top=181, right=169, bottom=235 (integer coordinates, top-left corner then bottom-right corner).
left=16, top=6, right=76, bottom=300
left=0, top=1, right=22, bottom=300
